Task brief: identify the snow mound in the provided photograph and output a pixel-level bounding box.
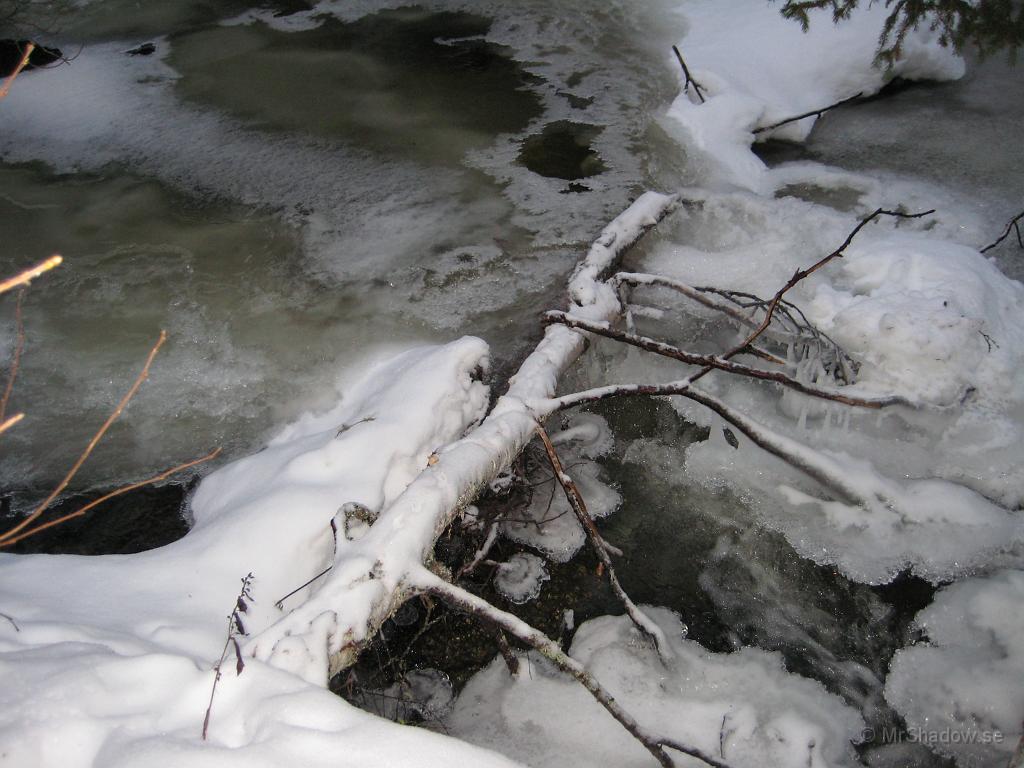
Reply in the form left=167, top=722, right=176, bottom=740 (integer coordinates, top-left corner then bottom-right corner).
left=885, top=570, right=1024, bottom=768
left=0, top=339, right=513, bottom=767
left=493, top=552, right=549, bottom=604
left=447, top=608, right=865, bottom=768
left=664, top=2, right=965, bottom=192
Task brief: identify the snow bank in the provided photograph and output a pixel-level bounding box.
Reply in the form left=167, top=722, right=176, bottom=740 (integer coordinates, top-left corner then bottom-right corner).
left=885, top=570, right=1024, bottom=768
left=448, top=608, right=865, bottom=768
left=0, top=339, right=516, bottom=767
left=664, top=2, right=965, bottom=192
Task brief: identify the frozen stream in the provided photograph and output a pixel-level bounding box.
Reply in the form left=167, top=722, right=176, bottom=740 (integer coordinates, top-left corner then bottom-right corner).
left=1, top=3, right=1022, bottom=768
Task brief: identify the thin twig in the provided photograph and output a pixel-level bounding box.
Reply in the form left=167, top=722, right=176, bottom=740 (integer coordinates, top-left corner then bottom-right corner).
left=980, top=210, right=1024, bottom=253
left=0, top=413, right=23, bottom=437
left=414, top=569, right=675, bottom=768
left=542, top=311, right=910, bottom=409
left=672, top=45, right=706, bottom=104
left=0, top=255, right=62, bottom=295
left=203, top=573, right=254, bottom=740
left=689, top=207, right=933, bottom=386
left=0, top=288, right=26, bottom=423
left=0, top=41, right=34, bottom=101
left=752, top=92, right=864, bottom=135
left=0, top=330, right=167, bottom=544
left=0, top=447, right=221, bottom=547
left=0, top=611, right=19, bottom=632
left=535, top=423, right=674, bottom=662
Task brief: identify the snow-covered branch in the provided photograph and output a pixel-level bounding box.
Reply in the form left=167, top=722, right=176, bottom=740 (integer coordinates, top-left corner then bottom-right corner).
left=246, top=192, right=682, bottom=681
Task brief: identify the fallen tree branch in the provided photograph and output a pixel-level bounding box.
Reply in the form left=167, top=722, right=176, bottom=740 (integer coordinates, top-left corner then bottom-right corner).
left=246, top=192, right=682, bottom=679
left=414, top=568, right=733, bottom=768
left=541, top=381, right=877, bottom=509
left=672, top=45, right=706, bottom=104
left=980, top=210, right=1024, bottom=254
left=542, top=310, right=910, bottom=409
left=751, top=91, right=864, bottom=135
left=535, top=423, right=674, bottom=662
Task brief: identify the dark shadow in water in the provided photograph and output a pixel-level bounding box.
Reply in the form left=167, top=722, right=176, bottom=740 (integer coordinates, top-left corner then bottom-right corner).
left=518, top=120, right=608, bottom=181
left=169, top=8, right=544, bottom=165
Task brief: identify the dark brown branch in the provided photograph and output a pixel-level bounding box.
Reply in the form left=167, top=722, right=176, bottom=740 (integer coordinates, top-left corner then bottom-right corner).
left=535, top=423, right=674, bottom=661
left=203, top=572, right=254, bottom=740
left=980, top=210, right=1024, bottom=254
left=672, top=45, right=706, bottom=104
left=752, top=91, right=864, bottom=135
left=542, top=311, right=910, bottom=409
left=689, top=207, right=934, bottom=386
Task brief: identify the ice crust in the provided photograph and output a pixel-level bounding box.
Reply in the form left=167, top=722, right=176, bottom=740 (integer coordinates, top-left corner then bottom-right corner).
left=448, top=608, right=865, bottom=768
left=885, top=570, right=1024, bottom=768
left=493, top=552, right=550, bottom=605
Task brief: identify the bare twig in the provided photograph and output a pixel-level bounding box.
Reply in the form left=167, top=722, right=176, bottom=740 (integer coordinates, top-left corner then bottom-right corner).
left=0, top=413, right=23, bottom=437
left=0, top=330, right=167, bottom=545
left=689, top=207, right=934, bottom=386
left=545, top=382, right=875, bottom=508
left=0, top=255, right=62, bottom=295
left=980, top=210, right=1024, bottom=254
left=752, top=91, right=864, bottom=135
left=0, top=288, right=26, bottom=423
left=203, top=572, right=254, bottom=741
left=0, top=41, right=34, bottom=101
left=535, top=423, right=675, bottom=662
left=416, top=569, right=677, bottom=768
left=0, top=611, right=19, bottom=631
left=0, top=447, right=222, bottom=547
left=672, top=45, right=706, bottom=104
left=542, top=311, right=910, bottom=409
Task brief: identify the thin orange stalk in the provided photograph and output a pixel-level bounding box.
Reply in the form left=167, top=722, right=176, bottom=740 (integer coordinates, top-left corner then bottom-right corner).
left=0, top=255, right=62, bottom=295
left=0, top=447, right=221, bottom=547
left=0, top=330, right=167, bottom=543
left=0, top=413, right=24, bottom=437
left=0, top=42, right=34, bottom=101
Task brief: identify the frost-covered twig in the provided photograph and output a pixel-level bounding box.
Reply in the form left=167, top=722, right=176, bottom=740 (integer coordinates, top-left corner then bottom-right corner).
left=751, top=91, right=864, bottom=135
left=457, top=519, right=499, bottom=579
left=689, top=207, right=934, bottom=385
left=203, top=572, right=254, bottom=741
left=672, top=45, right=706, bottom=104
left=414, top=567, right=731, bottom=768
left=980, top=209, right=1024, bottom=254
left=535, top=423, right=675, bottom=662
left=542, top=311, right=910, bottom=409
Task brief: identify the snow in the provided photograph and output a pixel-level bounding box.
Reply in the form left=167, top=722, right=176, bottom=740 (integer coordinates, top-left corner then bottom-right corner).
left=0, top=339, right=518, bottom=767
left=885, top=570, right=1024, bottom=768
left=663, top=1, right=965, bottom=193
left=501, top=415, right=620, bottom=562
left=493, top=553, right=550, bottom=605
left=447, top=608, right=865, bottom=768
